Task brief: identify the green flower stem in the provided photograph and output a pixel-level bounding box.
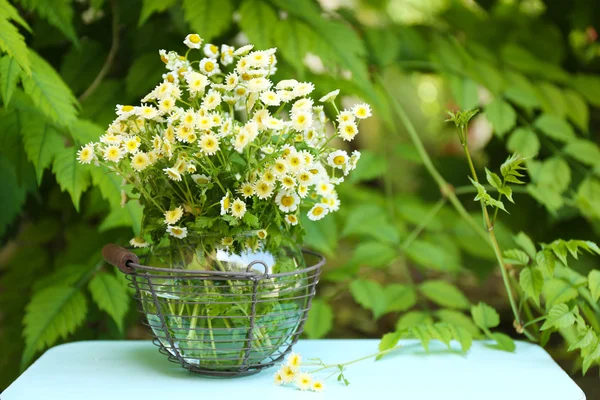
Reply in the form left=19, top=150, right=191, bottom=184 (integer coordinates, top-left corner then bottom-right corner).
left=461, top=143, right=536, bottom=341
left=454, top=184, right=528, bottom=195
left=381, top=79, right=535, bottom=339
left=307, top=345, right=403, bottom=374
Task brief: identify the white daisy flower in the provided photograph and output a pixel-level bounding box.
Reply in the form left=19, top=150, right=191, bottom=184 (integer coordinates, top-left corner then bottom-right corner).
left=294, top=82, right=315, bottom=97
left=294, top=372, right=313, bottom=391
left=352, top=102, right=372, bottom=119
left=137, top=105, right=159, bottom=120
left=285, top=151, right=305, bottom=173
left=164, top=167, right=182, bottom=181
left=327, top=149, right=349, bottom=169
left=337, top=110, right=355, bottom=124
left=254, top=180, right=274, bottom=199
left=131, top=152, right=150, bottom=171
left=220, top=194, right=231, bottom=215
left=223, top=73, right=239, bottom=90
left=129, top=237, right=149, bottom=248
left=280, top=365, right=296, bottom=384
left=256, top=229, right=268, bottom=239
left=291, top=110, right=312, bottom=132
left=221, top=236, right=234, bottom=247
left=285, top=214, right=299, bottom=226
left=203, top=89, right=221, bottom=110
left=233, top=44, right=254, bottom=56
left=159, top=97, right=176, bottom=113
left=103, top=145, right=124, bottom=162
left=322, top=194, right=341, bottom=211
left=231, top=198, right=247, bottom=218
left=247, top=77, right=272, bottom=93
left=220, top=44, right=235, bottom=65
left=275, top=79, right=298, bottom=90
left=312, top=380, right=325, bottom=393
left=338, top=121, right=358, bottom=141
left=233, top=131, right=250, bottom=153
left=116, top=104, right=136, bottom=118
left=316, top=181, right=334, bottom=196
left=182, top=109, right=197, bottom=127
left=291, top=98, right=313, bottom=113
left=203, top=43, right=219, bottom=59
left=238, top=182, right=254, bottom=198
left=319, top=89, right=340, bottom=103
left=77, top=143, right=95, bottom=164
left=164, top=206, right=184, bottom=225
left=260, top=90, right=281, bottom=106
left=184, top=34, right=202, bottom=49
left=167, top=225, right=188, bottom=239
left=199, top=134, right=220, bottom=155
left=199, top=58, right=220, bottom=76
left=265, top=117, right=285, bottom=131
left=297, top=184, right=309, bottom=198
left=253, top=109, right=270, bottom=130
left=275, top=191, right=300, bottom=213
left=185, top=71, right=209, bottom=95
left=191, top=174, right=211, bottom=185
left=280, top=175, right=296, bottom=189
left=307, top=203, right=329, bottom=221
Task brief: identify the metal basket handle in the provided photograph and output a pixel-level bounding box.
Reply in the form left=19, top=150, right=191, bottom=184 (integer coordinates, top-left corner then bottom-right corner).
left=102, top=243, right=138, bottom=274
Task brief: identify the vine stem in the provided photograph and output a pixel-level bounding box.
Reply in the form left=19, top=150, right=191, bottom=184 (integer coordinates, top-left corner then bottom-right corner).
left=78, top=0, right=120, bottom=102
left=306, top=345, right=403, bottom=374
left=379, top=78, right=535, bottom=340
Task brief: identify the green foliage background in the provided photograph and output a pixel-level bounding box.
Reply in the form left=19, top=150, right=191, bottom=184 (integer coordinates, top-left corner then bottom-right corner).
left=2, top=0, right=600, bottom=392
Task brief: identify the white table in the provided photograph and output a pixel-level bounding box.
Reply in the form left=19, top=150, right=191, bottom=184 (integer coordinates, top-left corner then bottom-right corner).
left=3, top=339, right=585, bottom=400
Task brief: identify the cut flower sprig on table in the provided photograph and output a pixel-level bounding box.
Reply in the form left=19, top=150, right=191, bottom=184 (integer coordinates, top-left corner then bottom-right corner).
left=78, top=33, right=371, bottom=256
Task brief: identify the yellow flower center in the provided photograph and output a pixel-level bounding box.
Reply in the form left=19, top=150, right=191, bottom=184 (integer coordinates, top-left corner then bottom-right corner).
left=122, top=105, right=134, bottom=112
left=312, top=206, right=324, bottom=216
left=333, top=155, right=345, bottom=165
left=236, top=88, right=247, bottom=96
left=160, top=55, right=168, bottom=64
left=233, top=204, right=243, bottom=212
left=223, top=197, right=230, bottom=209
left=81, top=149, right=90, bottom=158
left=281, top=195, right=294, bottom=207
left=210, top=44, right=218, bottom=53
left=171, top=227, right=183, bottom=235
left=309, top=168, right=318, bottom=175
left=167, top=74, right=175, bottom=83
left=204, top=61, right=215, bottom=72
left=297, top=115, right=306, bottom=124
left=189, top=34, right=201, bottom=43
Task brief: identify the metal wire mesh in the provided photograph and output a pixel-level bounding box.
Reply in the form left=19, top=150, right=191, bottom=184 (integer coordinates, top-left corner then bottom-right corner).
left=108, top=246, right=324, bottom=377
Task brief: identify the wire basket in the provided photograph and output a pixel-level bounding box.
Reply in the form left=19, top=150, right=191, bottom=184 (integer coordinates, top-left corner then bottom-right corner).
left=102, top=243, right=324, bottom=377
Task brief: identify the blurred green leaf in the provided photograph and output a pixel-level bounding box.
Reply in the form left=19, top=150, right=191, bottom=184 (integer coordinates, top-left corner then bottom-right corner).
left=543, top=279, right=578, bottom=309
left=588, top=270, right=600, bottom=303
left=384, top=284, right=416, bottom=313
left=503, top=249, right=529, bottom=265
left=182, top=0, right=234, bottom=42
left=139, top=0, right=177, bottom=26
left=484, top=99, right=516, bottom=138
left=563, top=139, right=600, bottom=166
left=520, top=267, right=544, bottom=306
left=540, top=304, right=577, bottom=331
left=536, top=157, right=571, bottom=194
left=301, top=213, right=337, bottom=258
left=348, top=241, right=397, bottom=268
left=449, top=75, right=478, bottom=110
left=471, top=302, right=500, bottom=329
left=15, top=0, right=77, bottom=45
left=0, top=55, right=22, bottom=105
left=435, top=309, right=480, bottom=336
left=513, top=231, right=537, bottom=259
left=563, top=89, right=588, bottom=131
left=504, top=86, right=539, bottom=109
left=420, top=281, right=470, bottom=310
left=506, top=127, right=539, bottom=157
left=534, top=114, right=576, bottom=142
left=52, top=146, right=91, bottom=211
left=395, top=310, right=432, bottom=331
left=489, top=332, right=515, bottom=352
left=350, top=279, right=387, bottom=319
left=348, top=150, right=388, bottom=183
left=21, top=118, right=64, bottom=185
left=125, top=52, right=164, bottom=99
left=239, top=0, right=278, bottom=50
left=571, top=74, right=600, bottom=107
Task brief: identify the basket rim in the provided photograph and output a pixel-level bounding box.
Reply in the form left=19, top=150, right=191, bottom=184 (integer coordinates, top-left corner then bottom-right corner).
left=125, top=248, right=325, bottom=279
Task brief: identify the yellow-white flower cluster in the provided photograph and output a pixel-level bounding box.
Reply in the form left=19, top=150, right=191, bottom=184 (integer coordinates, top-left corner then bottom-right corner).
left=77, top=34, right=372, bottom=245
left=273, top=353, right=324, bottom=392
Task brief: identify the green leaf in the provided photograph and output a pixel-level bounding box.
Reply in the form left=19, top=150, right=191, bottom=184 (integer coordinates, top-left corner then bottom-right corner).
left=576, top=178, right=600, bottom=220
left=484, top=99, right=516, bottom=138
left=563, top=139, right=600, bottom=166
left=405, top=239, right=462, bottom=272
left=341, top=204, right=399, bottom=245
left=21, top=118, right=64, bottom=185
left=513, top=231, right=537, bottom=259
left=125, top=52, right=165, bottom=99
left=304, top=299, right=333, bottom=339
left=568, top=328, right=597, bottom=352
left=535, top=82, right=567, bottom=118
left=500, top=154, right=527, bottom=184
left=22, top=285, right=87, bottom=369
left=504, top=85, right=539, bottom=109
left=536, top=250, right=555, bottom=276
left=384, top=284, right=416, bottom=313
left=348, top=150, right=388, bottom=183
left=507, top=127, right=540, bottom=157
left=395, top=311, right=432, bottom=331
left=88, top=273, right=130, bottom=333
left=301, top=212, right=337, bottom=258
left=98, top=202, right=143, bottom=236
left=543, top=279, right=578, bottom=309
left=485, top=168, right=502, bottom=189
left=60, top=40, right=106, bottom=95
left=69, top=119, right=104, bottom=146
left=571, top=73, right=600, bottom=107
left=411, top=324, right=431, bottom=351
left=589, top=270, right=600, bottom=303
left=490, top=332, right=516, bottom=352
left=348, top=241, right=396, bottom=269
left=52, top=146, right=91, bottom=211
left=420, top=280, right=470, bottom=310
left=471, top=302, right=500, bottom=329
left=450, top=325, right=473, bottom=353
left=242, top=212, right=259, bottom=228
left=378, top=331, right=403, bottom=356
left=519, top=267, right=544, bottom=306
left=534, top=114, right=576, bottom=143
left=273, top=19, right=314, bottom=77
left=536, top=157, right=571, bottom=194
left=582, top=343, right=600, bottom=375
left=503, top=249, right=529, bottom=265
left=16, top=0, right=78, bottom=44
left=449, top=75, right=478, bottom=110
left=563, top=89, right=589, bottom=131
left=540, top=304, right=577, bottom=330
left=350, top=279, right=387, bottom=319
left=0, top=55, right=22, bottom=105
left=436, top=309, right=480, bottom=336
left=0, top=156, right=28, bottom=236
left=427, top=323, right=453, bottom=348
left=527, top=184, right=564, bottom=214
left=21, top=50, right=78, bottom=125
left=139, top=0, right=177, bottom=26
left=0, top=2, right=31, bottom=73
left=239, top=0, right=278, bottom=50
left=181, top=0, right=234, bottom=42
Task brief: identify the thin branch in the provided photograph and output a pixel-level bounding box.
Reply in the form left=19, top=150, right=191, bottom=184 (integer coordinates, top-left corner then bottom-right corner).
left=78, top=0, right=120, bottom=102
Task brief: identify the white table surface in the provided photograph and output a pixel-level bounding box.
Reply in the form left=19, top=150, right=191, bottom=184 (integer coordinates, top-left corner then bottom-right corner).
left=3, top=339, right=585, bottom=400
